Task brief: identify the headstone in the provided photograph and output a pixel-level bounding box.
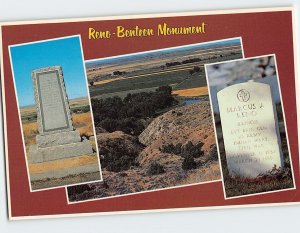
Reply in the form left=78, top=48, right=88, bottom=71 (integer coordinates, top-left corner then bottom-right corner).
left=217, top=81, right=283, bottom=178
left=29, top=66, right=93, bottom=163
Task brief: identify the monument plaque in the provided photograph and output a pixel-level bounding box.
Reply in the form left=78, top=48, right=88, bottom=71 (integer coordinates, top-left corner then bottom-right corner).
left=33, top=67, right=73, bottom=134
left=217, top=81, right=283, bottom=178
left=38, top=71, right=69, bottom=131
left=29, top=66, right=93, bottom=163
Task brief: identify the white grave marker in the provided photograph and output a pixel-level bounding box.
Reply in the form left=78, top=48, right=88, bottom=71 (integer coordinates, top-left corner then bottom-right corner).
left=217, top=81, right=283, bottom=178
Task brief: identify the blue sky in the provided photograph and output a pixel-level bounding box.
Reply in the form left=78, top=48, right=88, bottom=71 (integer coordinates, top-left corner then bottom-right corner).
left=10, top=36, right=88, bottom=107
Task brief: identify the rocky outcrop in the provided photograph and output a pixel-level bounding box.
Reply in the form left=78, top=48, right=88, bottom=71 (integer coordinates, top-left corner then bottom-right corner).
left=68, top=102, right=220, bottom=202
left=139, top=102, right=215, bottom=153
left=97, top=131, right=144, bottom=155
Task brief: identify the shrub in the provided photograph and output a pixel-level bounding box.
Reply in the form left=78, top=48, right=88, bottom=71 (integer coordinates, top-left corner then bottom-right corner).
left=165, top=61, right=181, bottom=67
left=68, top=184, right=92, bottom=194
left=160, top=141, right=204, bottom=158
left=113, top=70, right=126, bottom=75
left=182, top=155, right=197, bottom=170
left=181, top=141, right=204, bottom=158
left=100, top=139, right=141, bottom=172
left=147, top=161, right=165, bottom=175
left=160, top=143, right=182, bottom=155
left=92, top=85, right=176, bottom=136
left=182, top=58, right=201, bottom=64
left=105, top=154, right=138, bottom=172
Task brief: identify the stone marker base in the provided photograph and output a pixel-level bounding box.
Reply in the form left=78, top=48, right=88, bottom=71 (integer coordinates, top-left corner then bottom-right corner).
left=29, top=140, right=93, bottom=164
left=36, top=131, right=81, bottom=148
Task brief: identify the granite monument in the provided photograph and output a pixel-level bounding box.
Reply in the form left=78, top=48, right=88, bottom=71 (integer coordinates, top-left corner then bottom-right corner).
left=29, top=66, right=93, bottom=163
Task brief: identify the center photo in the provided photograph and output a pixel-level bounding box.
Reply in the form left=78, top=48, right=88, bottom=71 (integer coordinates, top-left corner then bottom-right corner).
left=67, top=37, right=244, bottom=203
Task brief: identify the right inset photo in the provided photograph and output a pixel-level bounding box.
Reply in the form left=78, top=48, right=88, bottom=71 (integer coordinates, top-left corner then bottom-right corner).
left=205, top=54, right=295, bottom=199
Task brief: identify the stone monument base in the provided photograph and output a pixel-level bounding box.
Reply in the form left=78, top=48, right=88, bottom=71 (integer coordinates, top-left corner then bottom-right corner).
left=36, top=131, right=82, bottom=148
left=29, top=130, right=94, bottom=164
left=29, top=140, right=94, bottom=164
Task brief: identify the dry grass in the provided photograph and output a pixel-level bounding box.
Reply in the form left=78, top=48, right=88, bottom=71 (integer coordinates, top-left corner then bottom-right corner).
left=20, top=107, right=35, bottom=115
left=29, top=155, right=98, bottom=174
left=73, top=112, right=95, bottom=137
left=77, top=123, right=94, bottom=137
left=69, top=97, right=89, bottom=107
left=173, top=87, right=208, bottom=97
left=73, top=112, right=92, bottom=127
left=22, top=122, right=38, bottom=147
left=32, top=172, right=101, bottom=190
left=92, top=78, right=123, bottom=86
left=22, top=122, right=38, bottom=136
left=179, top=162, right=221, bottom=185
left=22, top=111, right=95, bottom=148
left=224, top=175, right=294, bottom=198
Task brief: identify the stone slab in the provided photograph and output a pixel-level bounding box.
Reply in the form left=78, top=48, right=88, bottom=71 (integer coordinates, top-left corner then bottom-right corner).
left=29, top=140, right=94, bottom=164
left=217, top=81, right=283, bottom=178
left=32, top=66, right=73, bottom=135
left=36, top=130, right=81, bottom=148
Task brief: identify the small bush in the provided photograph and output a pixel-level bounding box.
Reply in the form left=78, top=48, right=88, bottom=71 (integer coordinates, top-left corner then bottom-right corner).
left=181, top=141, right=204, bottom=158
left=147, top=161, right=165, bottom=175
left=104, top=153, right=139, bottom=172
left=182, top=58, right=201, bottom=64
left=160, top=141, right=204, bottom=158
left=68, top=184, right=92, bottom=194
left=160, top=143, right=182, bottom=155
left=100, top=141, right=141, bottom=172
left=182, top=155, right=197, bottom=170
left=92, top=85, right=176, bottom=136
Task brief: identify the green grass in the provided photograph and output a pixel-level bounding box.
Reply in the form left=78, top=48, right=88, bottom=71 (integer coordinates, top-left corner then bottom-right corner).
left=89, top=70, right=190, bottom=97
left=173, top=71, right=207, bottom=90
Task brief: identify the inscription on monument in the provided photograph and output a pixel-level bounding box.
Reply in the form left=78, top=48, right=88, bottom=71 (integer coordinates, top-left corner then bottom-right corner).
left=32, top=66, right=73, bottom=135
left=37, top=71, right=69, bottom=132
left=217, top=81, right=283, bottom=178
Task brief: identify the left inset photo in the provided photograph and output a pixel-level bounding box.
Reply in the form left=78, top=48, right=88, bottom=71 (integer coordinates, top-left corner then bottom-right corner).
left=9, top=35, right=102, bottom=191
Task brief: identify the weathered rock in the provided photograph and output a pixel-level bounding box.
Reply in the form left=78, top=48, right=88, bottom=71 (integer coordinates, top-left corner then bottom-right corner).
left=139, top=102, right=215, bottom=153
left=97, top=131, right=144, bottom=155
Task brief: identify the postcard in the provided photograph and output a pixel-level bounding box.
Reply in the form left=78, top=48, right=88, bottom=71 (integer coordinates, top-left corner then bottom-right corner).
left=0, top=7, right=299, bottom=220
